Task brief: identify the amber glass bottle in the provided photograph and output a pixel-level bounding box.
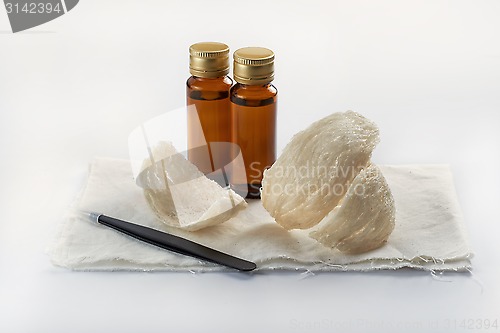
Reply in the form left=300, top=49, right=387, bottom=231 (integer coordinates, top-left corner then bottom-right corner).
left=230, top=47, right=277, bottom=199
left=187, top=42, right=233, bottom=185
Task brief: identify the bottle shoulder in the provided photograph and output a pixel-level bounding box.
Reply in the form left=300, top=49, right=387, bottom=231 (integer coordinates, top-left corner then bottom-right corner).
left=230, top=83, right=277, bottom=106
left=187, top=76, right=232, bottom=101
left=230, top=83, right=278, bottom=100
left=187, top=76, right=233, bottom=91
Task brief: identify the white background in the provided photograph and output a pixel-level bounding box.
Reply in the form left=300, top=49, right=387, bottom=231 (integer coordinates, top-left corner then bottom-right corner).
left=1, top=1, right=499, bottom=332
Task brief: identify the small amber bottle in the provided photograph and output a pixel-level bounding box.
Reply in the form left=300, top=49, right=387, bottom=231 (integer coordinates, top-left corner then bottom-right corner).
left=187, top=42, right=233, bottom=184
left=230, top=47, right=277, bottom=199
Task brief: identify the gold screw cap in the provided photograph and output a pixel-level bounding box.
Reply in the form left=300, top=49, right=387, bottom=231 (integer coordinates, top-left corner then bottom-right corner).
left=233, top=47, right=275, bottom=85
left=189, top=42, right=230, bottom=78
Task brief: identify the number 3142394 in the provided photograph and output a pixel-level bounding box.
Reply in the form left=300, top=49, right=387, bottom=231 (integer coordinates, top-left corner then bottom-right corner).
left=445, top=319, right=498, bottom=330
left=5, top=2, right=62, bottom=14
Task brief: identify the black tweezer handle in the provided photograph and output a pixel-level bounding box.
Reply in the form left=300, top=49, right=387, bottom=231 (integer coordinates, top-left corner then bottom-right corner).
left=97, top=214, right=256, bottom=272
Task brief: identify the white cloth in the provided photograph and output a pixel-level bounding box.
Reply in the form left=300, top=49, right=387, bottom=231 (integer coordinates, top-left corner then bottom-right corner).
left=48, top=158, right=472, bottom=272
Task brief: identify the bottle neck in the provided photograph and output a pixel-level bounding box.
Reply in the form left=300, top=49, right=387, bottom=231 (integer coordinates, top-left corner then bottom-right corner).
left=235, top=82, right=274, bottom=89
